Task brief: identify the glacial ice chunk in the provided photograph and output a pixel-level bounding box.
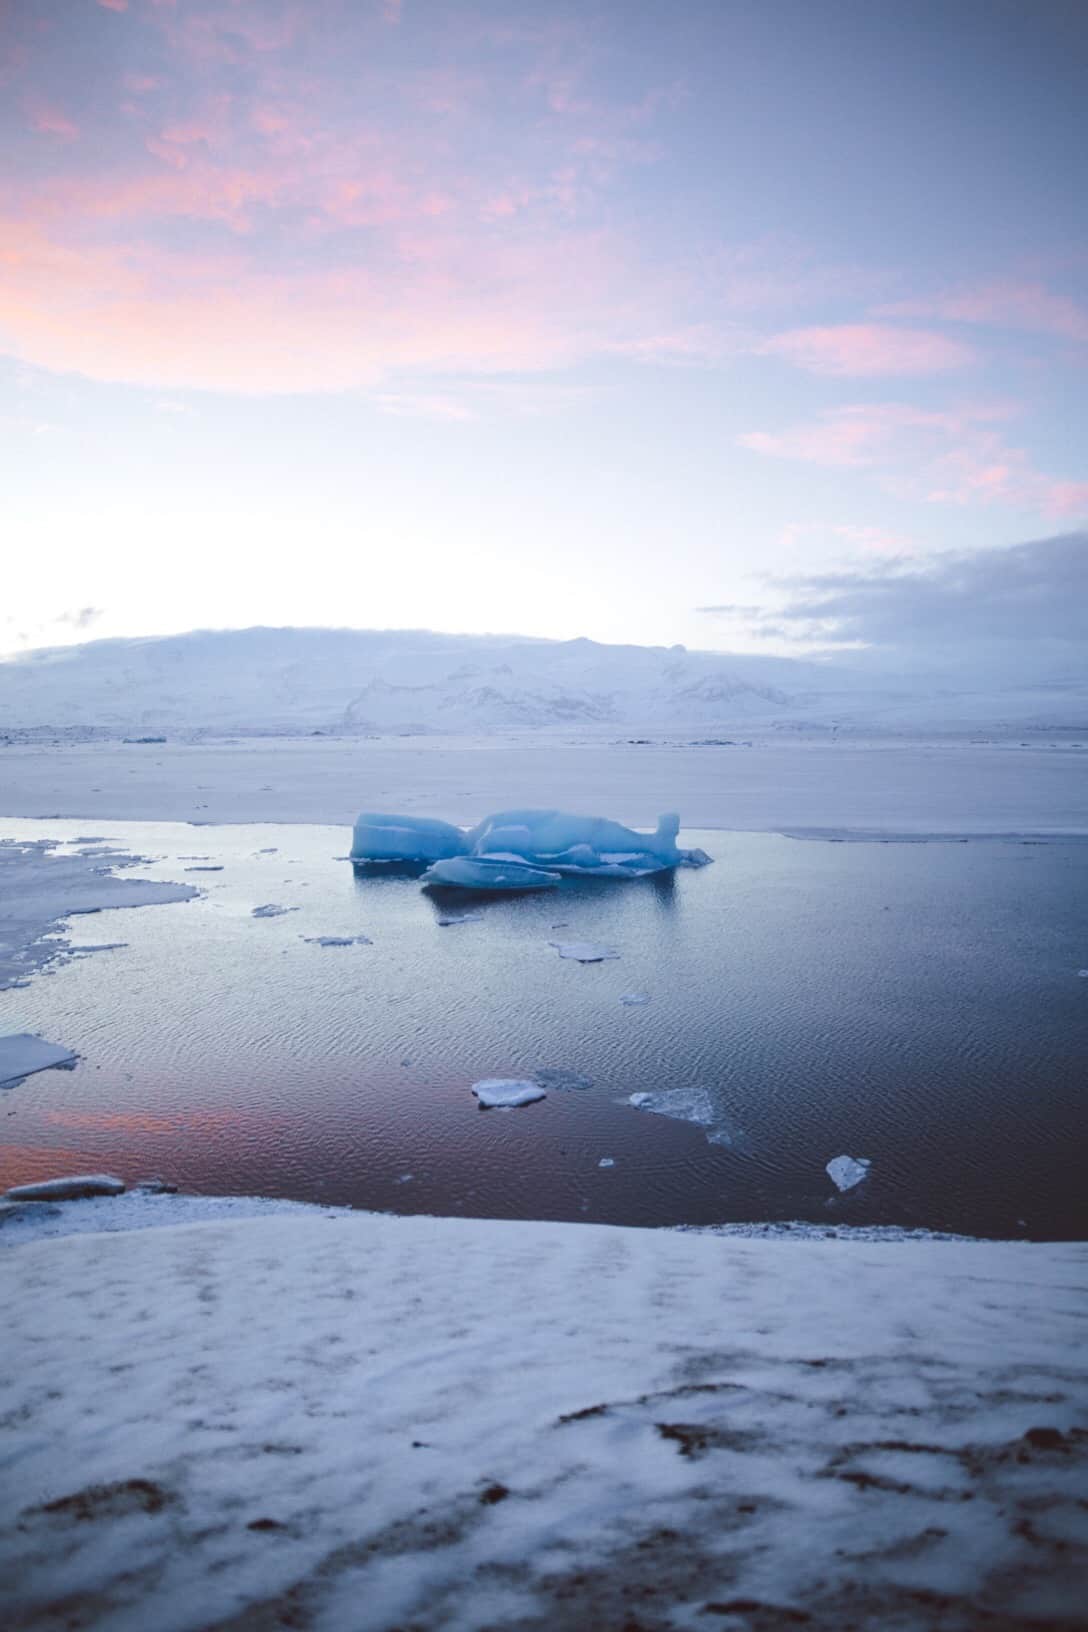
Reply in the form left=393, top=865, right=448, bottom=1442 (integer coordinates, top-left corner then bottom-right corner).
left=826, top=1154, right=871, bottom=1192
left=468, top=808, right=681, bottom=877
left=349, top=807, right=712, bottom=881
left=424, top=856, right=561, bottom=891
left=351, top=813, right=469, bottom=864
left=472, top=1079, right=548, bottom=1109
left=549, top=940, right=619, bottom=962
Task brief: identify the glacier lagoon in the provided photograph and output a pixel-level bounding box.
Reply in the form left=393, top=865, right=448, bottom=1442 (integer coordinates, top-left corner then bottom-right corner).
left=1, top=816, right=1086, bottom=1239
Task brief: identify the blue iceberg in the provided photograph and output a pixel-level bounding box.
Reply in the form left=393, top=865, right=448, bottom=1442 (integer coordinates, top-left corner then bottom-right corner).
left=349, top=807, right=712, bottom=891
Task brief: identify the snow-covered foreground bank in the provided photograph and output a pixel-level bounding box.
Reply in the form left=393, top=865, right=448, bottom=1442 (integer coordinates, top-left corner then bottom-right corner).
left=2, top=733, right=1087, bottom=835
left=1, top=1211, right=1085, bottom=1632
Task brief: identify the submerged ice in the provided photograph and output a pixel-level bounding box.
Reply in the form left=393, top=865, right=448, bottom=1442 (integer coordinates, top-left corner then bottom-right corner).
left=350, top=807, right=712, bottom=891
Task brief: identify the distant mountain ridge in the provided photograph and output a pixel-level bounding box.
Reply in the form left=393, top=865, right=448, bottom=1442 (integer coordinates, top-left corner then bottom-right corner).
left=0, top=625, right=1082, bottom=735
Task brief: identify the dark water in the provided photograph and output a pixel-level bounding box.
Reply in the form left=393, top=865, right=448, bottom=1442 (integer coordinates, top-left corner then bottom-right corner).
left=2, top=819, right=1086, bottom=1239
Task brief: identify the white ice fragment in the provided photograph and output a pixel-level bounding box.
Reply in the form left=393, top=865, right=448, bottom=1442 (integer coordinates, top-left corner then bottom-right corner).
left=425, top=856, right=561, bottom=891
left=598, top=1157, right=615, bottom=1169
left=620, top=992, right=650, bottom=1006
left=252, top=903, right=298, bottom=919
left=1078, top=969, right=1088, bottom=977
left=5, top=1173, right=124, bottom=1201
left=471, top=1079, right=548, bottom=1109
left=549, top=940, right=619, bottom=962
left=185, top=865, right=223, bottom=872
left=0, top=1034, right=78, bottom=1088
left=437, top=912, right=482, bottom=926
left=628, top=1092, right=654, bottom=1108
left=826, top=1154, right=872, bottom=1192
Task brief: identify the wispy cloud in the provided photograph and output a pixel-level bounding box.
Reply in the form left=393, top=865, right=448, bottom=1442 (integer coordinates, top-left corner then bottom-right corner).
left=879, top=281, right=1088, bottom=345
left=760, top=323, right=974, bottom=377
left=739, top=401, right=1088, bottom=520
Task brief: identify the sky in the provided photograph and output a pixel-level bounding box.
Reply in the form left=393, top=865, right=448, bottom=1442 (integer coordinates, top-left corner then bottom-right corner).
left=2, top=0, right=1087, bottom=659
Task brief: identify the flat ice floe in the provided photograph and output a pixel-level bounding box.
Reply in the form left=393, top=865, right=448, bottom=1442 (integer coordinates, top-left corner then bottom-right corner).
left=0, top=1033, right=78, bottom=1089
left=0, top=838, right=196, bottom=991
left=549, top=940, right=620, bottom=962
left=471, top=1078, right=548, bottom=1109
left=627, top=1087, right=751, bottom=1149
left=251, top=903, right=298, bottom=918
left=826, top=1154, right=872, bottom=1192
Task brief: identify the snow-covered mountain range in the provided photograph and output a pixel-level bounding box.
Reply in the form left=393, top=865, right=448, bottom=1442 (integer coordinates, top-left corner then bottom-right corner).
left=1, top=626, right=1084, bottom=736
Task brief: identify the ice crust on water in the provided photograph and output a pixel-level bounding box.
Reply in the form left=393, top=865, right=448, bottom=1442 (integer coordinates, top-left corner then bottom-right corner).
left=0, top=1033, right=78, bottom=1088
left=471, top=1079, right=548, bottom=1109
left=627, top=1087, right=750, bottom=1149
left=827, top=1154, right=872, bottom=1192
left=302, top=934, right=372, bottom=947
left=350, top=806, right=712, bottom=889
left=251, top=903, right=298, bottom=919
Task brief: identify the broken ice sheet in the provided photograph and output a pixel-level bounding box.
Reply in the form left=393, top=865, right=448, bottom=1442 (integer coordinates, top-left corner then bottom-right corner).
left=472, top=1079, right=547, bottom=1109
left=252, top=904, right=298, bottom=919
left=0, top=1034, right=78, bottom=1088
left=548, top=941, right=620, bottom=963
left=826, top=1154, right=872, bottom=1192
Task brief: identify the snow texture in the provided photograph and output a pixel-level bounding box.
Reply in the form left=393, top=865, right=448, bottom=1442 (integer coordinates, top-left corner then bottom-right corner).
left=827, top=1154, right=873, bottom=1193
left=0, top=1211, right=1084, bottom=1632
left=471, top=1078, right=548, bottom=1109
left=0, top=1033, right=78, bottom=1088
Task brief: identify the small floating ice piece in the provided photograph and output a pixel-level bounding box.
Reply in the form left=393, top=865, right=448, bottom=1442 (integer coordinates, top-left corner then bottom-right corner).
left=302, top=934, right=373, bottom=947
left=549, top=941, right=620, bottom=963
left=598, top=1157, right=615, bottom=1169
left=5, top=1173, right=124, bottom=1201
left=437, top=912, right=483, bottom=926
left=826, top=1154, right=871, bottom=1192
left=628, top=1092, right=654, bottom=1108
left=185, top=865, right=223, bottom=872
left=425, top=856, right=561, bottom=891
left=1078, top=969, right=1088, bottom=978
left=471, top=1079, right=548, bottom=1109
left=252, top=903, right=298, bottom=919
left=0, top=1034, right=79, bottom=1088
left=620, top=992, right=650, bottom=1006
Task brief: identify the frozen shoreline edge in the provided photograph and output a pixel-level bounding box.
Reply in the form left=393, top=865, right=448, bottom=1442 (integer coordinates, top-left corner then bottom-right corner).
left=0, top=1186, right=1027, bottom=1246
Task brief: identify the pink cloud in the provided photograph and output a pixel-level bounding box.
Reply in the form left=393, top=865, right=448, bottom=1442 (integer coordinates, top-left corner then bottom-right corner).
left=761, top=323, right=974, bottom=377
left=881, top=282, right=1088, bottom=345
left=741, top=401, right=1088, bottom=521
left=26, top=103, right=78, bottom=139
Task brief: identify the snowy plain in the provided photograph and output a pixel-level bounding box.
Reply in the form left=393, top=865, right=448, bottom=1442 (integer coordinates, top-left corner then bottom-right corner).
left=2, top=731, right=1086, bottom=836
left=1, top=1210, right=1085, bottom=1631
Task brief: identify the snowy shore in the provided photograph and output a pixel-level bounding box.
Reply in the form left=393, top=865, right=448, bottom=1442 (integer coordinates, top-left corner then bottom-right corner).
left=1, top=1205, right=1085, bottom=1631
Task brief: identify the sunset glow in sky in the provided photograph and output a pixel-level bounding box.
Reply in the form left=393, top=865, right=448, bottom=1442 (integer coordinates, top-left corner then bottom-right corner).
left=2, top=0, right=1086, bottom=654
